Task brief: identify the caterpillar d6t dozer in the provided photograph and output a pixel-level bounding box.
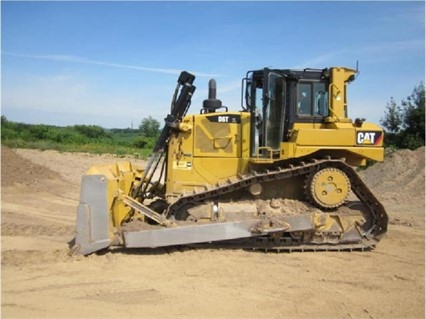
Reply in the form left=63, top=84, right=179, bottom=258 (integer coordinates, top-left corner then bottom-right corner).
left=71, top=67, right=388, bottom=255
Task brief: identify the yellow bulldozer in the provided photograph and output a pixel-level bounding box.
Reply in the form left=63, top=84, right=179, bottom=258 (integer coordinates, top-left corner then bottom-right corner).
left=71, top=66, right=388, bottom=255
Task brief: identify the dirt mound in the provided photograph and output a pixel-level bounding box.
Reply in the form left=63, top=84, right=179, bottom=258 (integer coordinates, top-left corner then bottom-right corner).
left=1, top=146, right=62, bottom=188
left=360, top=147, right=425, bottom=200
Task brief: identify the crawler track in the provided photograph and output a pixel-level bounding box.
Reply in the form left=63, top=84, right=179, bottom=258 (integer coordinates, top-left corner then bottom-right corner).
left=167, top=158, right=388, bottom=251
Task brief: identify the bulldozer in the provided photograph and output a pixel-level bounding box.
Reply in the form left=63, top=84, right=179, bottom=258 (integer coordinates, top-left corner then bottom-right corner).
left=71, top=66, right=388, bottom=255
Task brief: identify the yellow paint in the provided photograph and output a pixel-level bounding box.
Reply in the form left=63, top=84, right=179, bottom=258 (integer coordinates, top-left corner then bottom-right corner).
left=85, top=161, right=143, bottom=239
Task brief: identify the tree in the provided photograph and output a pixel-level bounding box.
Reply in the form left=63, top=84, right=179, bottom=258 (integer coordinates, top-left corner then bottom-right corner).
left=380, top=97, right=403, bottom=134
left=380, top=82, right=425, bottom=149
left=139, top=116, right=160, bottom=138
left=401, top=82, right=425, bottom=146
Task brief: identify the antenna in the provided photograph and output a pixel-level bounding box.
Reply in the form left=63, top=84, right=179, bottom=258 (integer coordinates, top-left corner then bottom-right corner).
left=355, top=60, right=360, bottom=78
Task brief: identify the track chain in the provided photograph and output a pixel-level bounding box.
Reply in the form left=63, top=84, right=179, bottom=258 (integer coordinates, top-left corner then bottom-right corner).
left=186, top=237, right=380, bottom=253
left=167, top=158, right=388, bottom=250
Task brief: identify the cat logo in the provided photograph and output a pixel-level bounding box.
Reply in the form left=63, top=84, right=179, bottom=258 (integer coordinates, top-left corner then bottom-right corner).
left=356, top=131, right=383, bottom=145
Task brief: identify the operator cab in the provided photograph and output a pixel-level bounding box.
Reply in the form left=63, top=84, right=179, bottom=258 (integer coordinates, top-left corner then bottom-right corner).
left=243, top=68, right=333, bottom=158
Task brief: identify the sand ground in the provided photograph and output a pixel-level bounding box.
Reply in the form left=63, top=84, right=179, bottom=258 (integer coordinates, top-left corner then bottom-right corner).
left=1, top=146, right=424, bottom=319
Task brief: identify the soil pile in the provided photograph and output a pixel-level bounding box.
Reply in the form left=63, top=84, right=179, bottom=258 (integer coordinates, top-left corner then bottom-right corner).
left=359, top=147, right=425, bottom=202
left=1, top=146, right=61, bottom=188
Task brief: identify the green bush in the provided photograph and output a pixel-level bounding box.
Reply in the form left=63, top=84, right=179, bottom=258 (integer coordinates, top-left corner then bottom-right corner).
left=73, top=125, right=112, bottom=139
left=132, top=136, right=155, bottom=149
left=45, top=127, right=86, bottom=144
left=0, top=116, right=153, bottom=158
left=1, top=127, right=19, bottom=140
left=29, top=124, right=50, bottom=140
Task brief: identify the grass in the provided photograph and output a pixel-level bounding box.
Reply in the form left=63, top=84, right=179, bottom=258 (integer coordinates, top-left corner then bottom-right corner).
left=1, top=117, right=154, bottom=158
left=2, top=139, right=151, bottom=158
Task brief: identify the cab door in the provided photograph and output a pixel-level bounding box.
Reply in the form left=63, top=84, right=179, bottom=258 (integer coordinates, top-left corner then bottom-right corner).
left=262, top=70, right=287, bottom=155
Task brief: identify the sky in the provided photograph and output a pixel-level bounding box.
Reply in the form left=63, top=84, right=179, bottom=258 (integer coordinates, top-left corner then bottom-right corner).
left=1, top=1, right=425, bottom=129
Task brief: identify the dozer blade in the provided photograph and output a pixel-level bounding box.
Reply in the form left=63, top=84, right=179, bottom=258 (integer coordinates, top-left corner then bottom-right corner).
left=73, top=174, right=112, bottom=255
left=71, top=161, right=143, bottom=256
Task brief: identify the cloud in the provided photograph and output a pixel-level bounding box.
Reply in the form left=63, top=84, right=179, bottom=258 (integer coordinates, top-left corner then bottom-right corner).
left=292, top=38, right=424, bottom=70
left=357, top=39, right=424, bottom=55
left=1, top=51, right=219, bottom=77
left=292, top=51, right=345, bottom=69
left=1, top=51, right=225, bottom=127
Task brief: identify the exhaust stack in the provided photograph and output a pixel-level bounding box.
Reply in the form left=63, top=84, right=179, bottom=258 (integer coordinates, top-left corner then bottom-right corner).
left=203, top=79, right=222, bottom=113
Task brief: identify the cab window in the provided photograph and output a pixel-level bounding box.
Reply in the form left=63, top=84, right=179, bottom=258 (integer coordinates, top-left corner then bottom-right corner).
left=314, top=82, right=328, bottom=116
left=297, top=82, right=329, bottom=117
left=297, top=83, right=312, bottom=115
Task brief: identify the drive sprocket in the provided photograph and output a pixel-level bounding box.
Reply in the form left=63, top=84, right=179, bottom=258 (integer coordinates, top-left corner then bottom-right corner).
left=306, top=167, right=350, bottom=209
